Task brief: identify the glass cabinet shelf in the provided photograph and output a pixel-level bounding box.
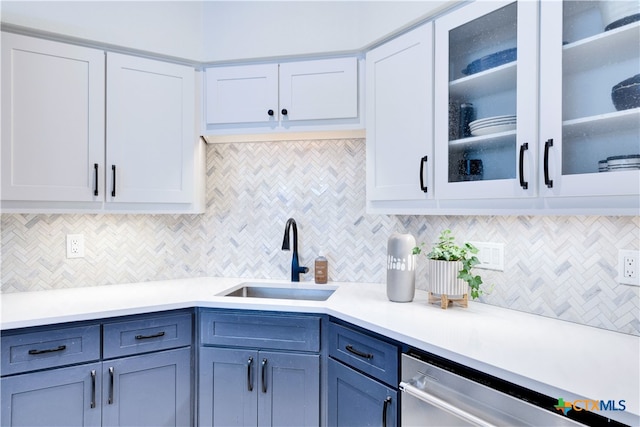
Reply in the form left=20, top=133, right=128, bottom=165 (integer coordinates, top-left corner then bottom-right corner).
left=563, top=108, right=640, bottom=139
left=449, top=62, right=517, bottom=100
left=563, top=22, right=640, bottom=75
left=448, top=130, right=515, bottom=152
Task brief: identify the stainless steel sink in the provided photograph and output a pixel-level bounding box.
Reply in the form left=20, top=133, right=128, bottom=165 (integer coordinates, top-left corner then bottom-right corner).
left=220, top=283, right=336, bottom=301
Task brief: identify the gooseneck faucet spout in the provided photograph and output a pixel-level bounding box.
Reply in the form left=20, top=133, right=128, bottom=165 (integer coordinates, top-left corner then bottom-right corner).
left=282, top=218, right=309, bottom=282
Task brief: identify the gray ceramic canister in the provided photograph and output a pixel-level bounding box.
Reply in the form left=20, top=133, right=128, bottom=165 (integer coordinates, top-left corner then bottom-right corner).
left=386, top=233, right=416, bottom=302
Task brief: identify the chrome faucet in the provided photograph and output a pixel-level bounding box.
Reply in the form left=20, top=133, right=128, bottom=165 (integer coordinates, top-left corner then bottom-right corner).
left=281, top=218, right=309, bottom=282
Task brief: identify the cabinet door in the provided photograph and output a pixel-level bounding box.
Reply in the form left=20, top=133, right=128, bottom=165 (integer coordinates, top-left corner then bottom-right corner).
left=257, top=351, right=319, bottom=427
left=198, top=347, right=258, bottom=426
left=366, top=23, right=434, bottom=203
left=327, top=359, right=397, bottom=427
left=102, top=347, right=191, bottom=427
left=106, top=53, right=195, bottom=204
left=1, top=362, right=102, bottom=427
left=434, top=1, right=539, bottom=200
left=1, top=32, right=105, bottom=203
left=279, top=57, right=357, bottom=121
left=539, top=1, right=640, bottom=198
left=205, top=63, right=279, bottom=125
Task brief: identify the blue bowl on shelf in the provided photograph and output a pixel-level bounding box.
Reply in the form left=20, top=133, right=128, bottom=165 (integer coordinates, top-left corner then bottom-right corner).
left=461, top=47, right=517, bottom=76
left=611, top=74, right=640, bottom=111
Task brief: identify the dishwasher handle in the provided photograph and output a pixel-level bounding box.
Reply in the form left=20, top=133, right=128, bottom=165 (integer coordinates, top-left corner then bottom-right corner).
left=399, top=381, right=496, bottom=427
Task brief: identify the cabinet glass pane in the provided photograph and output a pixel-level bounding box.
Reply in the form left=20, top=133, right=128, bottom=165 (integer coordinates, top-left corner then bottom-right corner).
left=561, top=1, right=640, bottom=176
left=447, top=3, right=518, bottom=184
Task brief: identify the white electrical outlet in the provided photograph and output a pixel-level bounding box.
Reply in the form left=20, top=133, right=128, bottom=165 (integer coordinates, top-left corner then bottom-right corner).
left=618, top=250, right=639, bottom=286
left=66, top=234, right=85, bottom=259
left=468, top=241, right=504, bottom=271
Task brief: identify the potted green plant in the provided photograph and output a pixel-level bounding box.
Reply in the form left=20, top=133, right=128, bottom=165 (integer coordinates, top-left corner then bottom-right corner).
left=413, top=229, right=485, bottom=307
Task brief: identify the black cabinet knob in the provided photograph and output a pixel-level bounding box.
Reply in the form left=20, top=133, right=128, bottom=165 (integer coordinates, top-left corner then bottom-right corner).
left=281, top=108, right=288, bottom=116
left=267, top=109, right=274, bottom=116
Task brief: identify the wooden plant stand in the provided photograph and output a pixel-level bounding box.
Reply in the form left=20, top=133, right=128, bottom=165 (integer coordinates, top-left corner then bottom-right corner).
left=428, top=292, right=468, bottom=309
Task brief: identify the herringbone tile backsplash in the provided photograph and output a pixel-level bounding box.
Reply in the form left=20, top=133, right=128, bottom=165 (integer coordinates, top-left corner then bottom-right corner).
left=2, top=138, right=639, bottom=335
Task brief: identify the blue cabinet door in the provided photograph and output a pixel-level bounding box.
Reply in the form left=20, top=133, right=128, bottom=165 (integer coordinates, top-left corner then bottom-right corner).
left=199, top=347, right=258, bottom=426
left=102, top=347, right=191, bottom=427
left=1, top=362, right=102, bottom=427
left=328, top=358, right=397, bottom=427
left=258, top=351, right=319, bottom=427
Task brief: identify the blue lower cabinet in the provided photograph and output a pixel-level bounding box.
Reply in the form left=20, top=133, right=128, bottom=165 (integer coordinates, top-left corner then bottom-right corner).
left=102, top=347, right=191, bottom=427
left=199, top=347, right=320, bottom=427
left=328, top=358, right=397, bottom=427
left=1, top=361, right=103, bottom=427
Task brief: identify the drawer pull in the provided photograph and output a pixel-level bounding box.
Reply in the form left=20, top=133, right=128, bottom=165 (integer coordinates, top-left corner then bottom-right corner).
left=28, top=344, right=66, bottom=355
left=345, top=344, right=373, bottom=360
left=108, top=367, right=115, bottom=404
left=90, top=370, right=97, bottom=409
left=261, top=358, right=268, bottom=393
left=247, top=357, right=254, bottom=392
left=382, top=396, right=392, bottom=427
left=135, top=331, right=165, bottom=340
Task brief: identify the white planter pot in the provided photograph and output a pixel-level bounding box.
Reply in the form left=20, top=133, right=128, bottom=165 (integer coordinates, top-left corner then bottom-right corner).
left=428, top=259, right=467, bottom=296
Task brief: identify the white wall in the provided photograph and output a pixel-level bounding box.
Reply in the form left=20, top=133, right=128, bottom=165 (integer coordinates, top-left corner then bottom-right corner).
left=200, top=1, right=452, bottom=62
left=1, top=1, right=206, bottom=60
left=1, top=1, right=454, bottom=62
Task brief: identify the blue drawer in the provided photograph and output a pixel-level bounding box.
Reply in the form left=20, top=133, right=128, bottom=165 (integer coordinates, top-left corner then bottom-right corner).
left=328, top=322, right=399, bottom=387
left=1, top=324, right=100, bottom=376
left=200, top=311, right=320, bottom=352
left=103, top=312, right=192, bottom=359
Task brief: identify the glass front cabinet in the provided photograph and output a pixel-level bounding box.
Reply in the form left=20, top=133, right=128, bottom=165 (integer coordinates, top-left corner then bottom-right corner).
left=433, top=0, right=639, bottom=211
left=539, top=1, right=640, bottom=200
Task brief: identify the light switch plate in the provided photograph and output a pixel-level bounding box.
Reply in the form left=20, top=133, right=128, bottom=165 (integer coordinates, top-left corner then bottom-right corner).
left=468, top=241, right=504, bottom=271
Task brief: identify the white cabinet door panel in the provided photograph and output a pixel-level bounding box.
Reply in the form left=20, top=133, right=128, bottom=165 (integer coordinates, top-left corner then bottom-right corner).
left=205, top=63, right=278, bottom=124
left=279, top=57, right=358, bottom=121
left=366, top=23, right=433, bottom=202
left=1, top=33, right=105, bottom=202
left=106, top=53, right=195, bottom=204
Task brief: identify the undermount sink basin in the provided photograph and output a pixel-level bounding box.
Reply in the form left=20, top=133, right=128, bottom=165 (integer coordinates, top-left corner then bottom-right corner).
left=220, top=283, right=336, bottom=301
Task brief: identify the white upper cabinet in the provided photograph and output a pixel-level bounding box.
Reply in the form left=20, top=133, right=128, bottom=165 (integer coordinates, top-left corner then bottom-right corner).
left=106, top=53, right=197, bottom=206
left=279, top=58, right=358, bottom=121
left=1, top=33, right=105, bottom=206
left=434, top=1, right=539, bottom=201
left=366, top=22, right=435, bottom=210
left=1, top=33, right=204, bottom=214
left=539, top=1, right=640, bottom=199
left=203, top=57, right=360, bottom=134
left=205, top=63, right=278, bottom=125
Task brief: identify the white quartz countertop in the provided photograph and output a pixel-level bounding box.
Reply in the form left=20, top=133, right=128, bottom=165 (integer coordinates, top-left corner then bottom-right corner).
left=1, top=277, right=638, bottom=425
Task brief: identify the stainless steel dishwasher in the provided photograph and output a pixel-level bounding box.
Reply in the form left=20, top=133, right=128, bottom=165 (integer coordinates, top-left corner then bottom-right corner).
left=400, top=351, right=626, bottom=427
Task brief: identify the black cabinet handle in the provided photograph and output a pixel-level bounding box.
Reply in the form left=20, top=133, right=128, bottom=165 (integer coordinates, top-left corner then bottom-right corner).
left=267, top=109, right=274, bottom=116
left=261, top=358, right=268, bottom=393
left=90, top=370, right=97, bottom=409
left=135, top=331, right=165, bottom=340
left=111, top=165, right=117, bottom=197
left=345, top=344, right=373, bottom=360
left=247, top=357, right=254, bottom=392
left=419, top=155, right=428, bottom=193
left=108, top=367, right=115, bottom=404
left=93, top=163, right=99, bottom=196
left=382, top=396, right=392, bottom=427
left=543, top=139, right=554, bottom=188
left=281, top=108, right=288, bottom=116
left=519, top=143, right=529, bottom=190
left=28, top=345, right=66, bottom=355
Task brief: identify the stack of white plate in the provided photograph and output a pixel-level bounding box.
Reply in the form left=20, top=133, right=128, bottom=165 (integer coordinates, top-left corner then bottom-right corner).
left=469, top=115, right=517, bottom=136
left=605, top=155, right=640, bottom=171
